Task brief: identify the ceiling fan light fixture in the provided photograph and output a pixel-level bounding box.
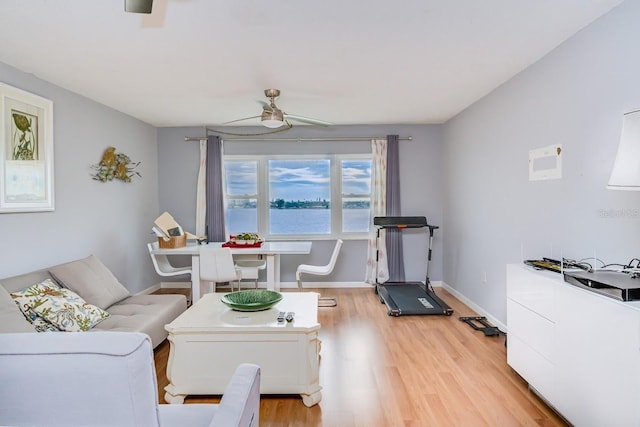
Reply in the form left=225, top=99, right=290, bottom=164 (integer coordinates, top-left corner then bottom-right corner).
left=225, top=88, right=329, bottom=129
left=261, top=109, right=284, bottom=128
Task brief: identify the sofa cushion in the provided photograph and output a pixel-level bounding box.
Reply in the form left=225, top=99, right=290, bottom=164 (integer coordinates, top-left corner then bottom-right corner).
left=94, top=294, right=186, bottom=348
left=0, top=268, right=54, bottom=294
left=11, top=279, right=110, bottom=332
left=0, top=285, right=34, bottom=333
left=49, top=255, right=130, bottom=310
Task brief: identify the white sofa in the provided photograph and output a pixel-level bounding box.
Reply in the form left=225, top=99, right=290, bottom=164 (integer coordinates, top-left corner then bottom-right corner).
left=0, top=332, right=260, bottom=427
left=0, top=254, right=186, bottom=347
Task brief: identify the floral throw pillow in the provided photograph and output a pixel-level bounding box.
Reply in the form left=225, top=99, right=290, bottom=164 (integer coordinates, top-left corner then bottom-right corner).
left=11, top=279, right=110, bottom=332
left=19, top=305, right=59, bottom=332
left=11, top=279, right=60, bottom=332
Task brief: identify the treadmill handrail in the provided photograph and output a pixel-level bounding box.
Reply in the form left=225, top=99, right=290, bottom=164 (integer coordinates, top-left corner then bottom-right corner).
left=373, top=216, right=439, bottom=230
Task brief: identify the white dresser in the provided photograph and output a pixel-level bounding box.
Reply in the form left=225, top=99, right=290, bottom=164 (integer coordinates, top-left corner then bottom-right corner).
left=507, top=264, right=640, bottom=427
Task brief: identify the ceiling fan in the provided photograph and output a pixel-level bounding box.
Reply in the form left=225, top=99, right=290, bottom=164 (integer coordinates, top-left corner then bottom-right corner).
left=125, top=0, right=153, bottom=13
left=225, top=89, right=332, bottom=129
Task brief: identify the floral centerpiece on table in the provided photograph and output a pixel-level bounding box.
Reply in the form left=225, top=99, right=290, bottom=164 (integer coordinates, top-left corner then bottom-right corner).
left=229, top=232, right=262, bottom=245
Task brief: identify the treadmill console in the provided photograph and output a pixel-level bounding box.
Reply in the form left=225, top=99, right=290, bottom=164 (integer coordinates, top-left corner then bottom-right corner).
left=374, top=216, right=429, bottom=228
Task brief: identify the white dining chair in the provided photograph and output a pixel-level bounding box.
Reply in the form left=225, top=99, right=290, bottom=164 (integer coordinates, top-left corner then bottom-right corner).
left=200, top=247, right=242, bottom=293
left=296, top=239, right=343, bottom=307
left=147, top=243, right=191, bottom=278
left=234, top=257, right=267, bottom=289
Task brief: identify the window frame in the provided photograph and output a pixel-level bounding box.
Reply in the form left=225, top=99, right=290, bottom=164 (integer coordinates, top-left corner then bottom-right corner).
left=223, top=153, right=372, bottom=240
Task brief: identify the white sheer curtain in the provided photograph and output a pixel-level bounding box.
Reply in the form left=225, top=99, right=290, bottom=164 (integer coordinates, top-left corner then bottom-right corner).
left=365, top=138, right=389, bottom=284
left=195, top=139, right=207, bottom=237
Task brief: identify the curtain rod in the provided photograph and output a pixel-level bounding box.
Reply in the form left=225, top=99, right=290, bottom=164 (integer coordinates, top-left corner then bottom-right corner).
left=184, top=136, right=413, bottom=142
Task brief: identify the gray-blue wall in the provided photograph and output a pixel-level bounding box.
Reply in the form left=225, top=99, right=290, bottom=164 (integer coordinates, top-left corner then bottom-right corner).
left=0, top=62, right=160, bottom=294
left=443, top=0, right=639, bottom=323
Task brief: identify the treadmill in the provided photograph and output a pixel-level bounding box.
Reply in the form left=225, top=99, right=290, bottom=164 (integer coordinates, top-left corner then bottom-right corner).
left=374, top=216, right=453, bottom=317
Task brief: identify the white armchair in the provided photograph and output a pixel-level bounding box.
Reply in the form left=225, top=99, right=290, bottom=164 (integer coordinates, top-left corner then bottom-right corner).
left=147, top=242, right=192, bottom=278
left=296, top=239, right=343, bottom=307
left=0, top=332, right=260, bottom=427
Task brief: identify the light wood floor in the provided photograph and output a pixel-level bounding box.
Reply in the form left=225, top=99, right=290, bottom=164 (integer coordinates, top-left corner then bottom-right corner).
left=154, top=287, right=567, bottom=427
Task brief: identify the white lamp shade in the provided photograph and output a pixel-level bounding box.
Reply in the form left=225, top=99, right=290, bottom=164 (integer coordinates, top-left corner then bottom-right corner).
left=608, top=109, right=640, bottom=190
left=262, top=119, right=284, bottom=128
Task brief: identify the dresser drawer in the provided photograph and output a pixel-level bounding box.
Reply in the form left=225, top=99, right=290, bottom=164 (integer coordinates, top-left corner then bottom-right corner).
left=507, top=333, right=555, bottom=403
left=507, top=298, right=555, bottom=361
left=507, top=264, right=558, bottom=321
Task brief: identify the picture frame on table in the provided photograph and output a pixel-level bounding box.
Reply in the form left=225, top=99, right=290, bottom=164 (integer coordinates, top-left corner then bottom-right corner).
left=0, top=83, right=54, bottom=213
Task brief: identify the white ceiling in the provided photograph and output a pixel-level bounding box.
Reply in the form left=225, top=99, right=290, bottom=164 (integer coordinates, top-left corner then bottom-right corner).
left=0, top=0, right=624, bottom=127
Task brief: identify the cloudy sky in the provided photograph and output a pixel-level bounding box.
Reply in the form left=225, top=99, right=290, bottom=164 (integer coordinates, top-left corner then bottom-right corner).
left=225, top=159, right=371, bottom=201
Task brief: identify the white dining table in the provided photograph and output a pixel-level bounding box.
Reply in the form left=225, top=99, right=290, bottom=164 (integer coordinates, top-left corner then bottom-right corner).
left=150, top=241, right=312, bottom=303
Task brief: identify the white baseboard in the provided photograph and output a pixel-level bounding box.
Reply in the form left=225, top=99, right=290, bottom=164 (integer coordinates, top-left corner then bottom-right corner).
left=154, top=279, right=504, bottom=332
left=159, top=280, right=442, bottom=290
left=440, top=281, right=507, bottom=332
left=160, top=281, right=376, bottom=289
left=285, top=280, right=445, bottom=289
left=160, top=281, right=191, bottom=289
left=136, top=283, right=161, bottom=296
left=282, top=281, right=373, bottom=289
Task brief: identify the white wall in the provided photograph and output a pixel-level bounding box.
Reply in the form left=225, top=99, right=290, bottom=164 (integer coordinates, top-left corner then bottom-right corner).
left=0, top=62, right=160, bottom=294
left=443, top=0, right=640, bottom=322
left=156, top=124, right=444, bottom=284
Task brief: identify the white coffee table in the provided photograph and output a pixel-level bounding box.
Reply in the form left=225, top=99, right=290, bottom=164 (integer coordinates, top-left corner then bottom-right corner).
left=164, top=292, right=322, bottom=407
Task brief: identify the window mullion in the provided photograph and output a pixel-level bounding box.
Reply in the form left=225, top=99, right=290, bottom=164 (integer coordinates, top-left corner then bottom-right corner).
left=331, top=156, right=342, bottom=236
left=258, top=157, right=269, bottom=237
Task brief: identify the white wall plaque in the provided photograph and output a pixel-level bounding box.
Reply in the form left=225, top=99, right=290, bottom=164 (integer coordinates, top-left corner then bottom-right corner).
left=529, top=144, right=562, bottom=181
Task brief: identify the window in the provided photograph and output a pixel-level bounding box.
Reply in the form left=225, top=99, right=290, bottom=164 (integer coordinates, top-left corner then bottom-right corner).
left=341, top=159, right=372, bottom=233
left=269, top=159, right=331, bottom=235
left=225, top=160, right=258, bottom=233
left=223, top=154, right=372, bottom=238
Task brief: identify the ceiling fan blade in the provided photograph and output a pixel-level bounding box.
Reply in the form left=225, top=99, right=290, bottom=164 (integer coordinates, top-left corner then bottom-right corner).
left=258, top=100, right=274, bottom=112
left=283, top=113, right=332, bottom=127
left=222, top=115, right=261, bottom=125
left=125, top=0, right=153, bottom=13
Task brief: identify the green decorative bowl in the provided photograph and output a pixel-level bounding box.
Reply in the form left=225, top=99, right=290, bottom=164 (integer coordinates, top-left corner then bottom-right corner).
left=221, top=290, right=283, bottom=312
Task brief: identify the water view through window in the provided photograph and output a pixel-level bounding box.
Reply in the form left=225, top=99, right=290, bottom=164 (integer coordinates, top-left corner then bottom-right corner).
left=224, top=157, right=372, bottom=235
left=269, top=159, right=330, bottom=234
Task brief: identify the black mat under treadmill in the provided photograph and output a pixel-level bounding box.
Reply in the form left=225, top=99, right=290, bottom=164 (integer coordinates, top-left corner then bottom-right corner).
left=377, top=281, right=453, bottom=317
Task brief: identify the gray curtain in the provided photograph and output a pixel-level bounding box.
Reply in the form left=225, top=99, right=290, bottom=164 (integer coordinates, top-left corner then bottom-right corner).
left=205, top=135, right=226, bottom=242
left=385, top=134, right=405, bottom=282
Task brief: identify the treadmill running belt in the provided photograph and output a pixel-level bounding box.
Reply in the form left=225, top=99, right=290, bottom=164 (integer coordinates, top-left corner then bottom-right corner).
left=378, top=282, right=453, bottom=316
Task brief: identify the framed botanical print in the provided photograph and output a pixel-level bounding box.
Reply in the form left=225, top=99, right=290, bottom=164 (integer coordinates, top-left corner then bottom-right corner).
left=0, top=83, right=54, bottom=213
